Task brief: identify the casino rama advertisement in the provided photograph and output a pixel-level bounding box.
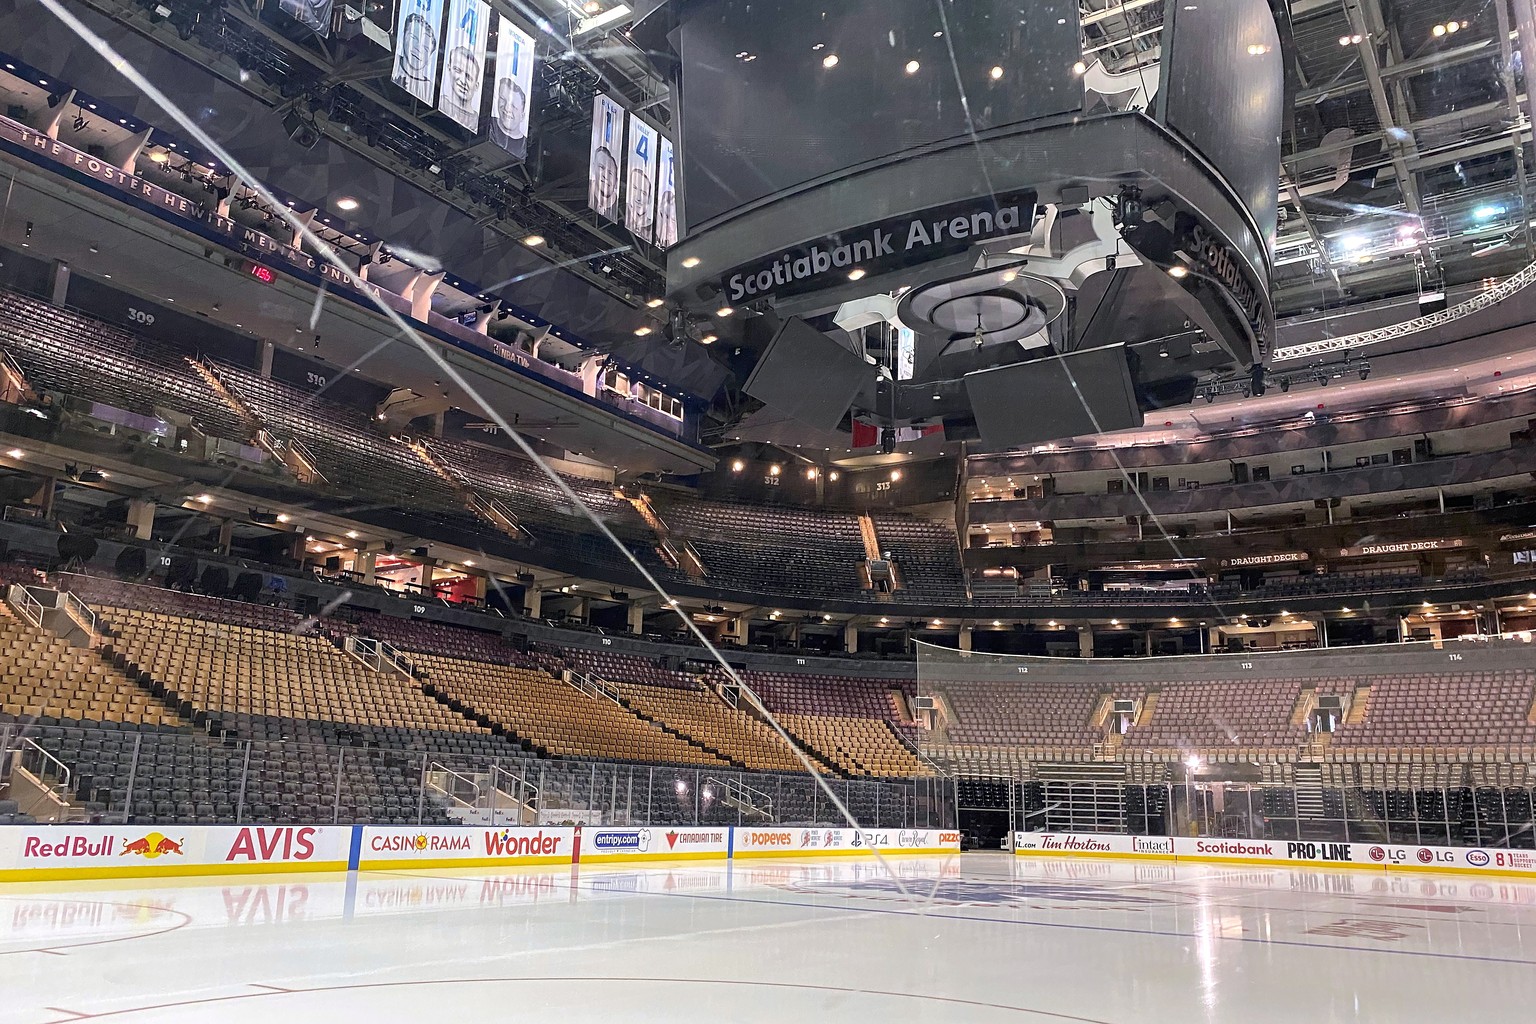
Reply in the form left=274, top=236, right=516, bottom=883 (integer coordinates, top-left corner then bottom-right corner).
left=357, top=826, right=575, bottom=870
left=735, top=828, right=961, bottom=858
left=1012, top=832, right=1536, bottom=877
left=0, top=825, right=954, bottom=882
left=580, top=827, right=729, bottom=863
left=0, top=825, right=352, bottom=881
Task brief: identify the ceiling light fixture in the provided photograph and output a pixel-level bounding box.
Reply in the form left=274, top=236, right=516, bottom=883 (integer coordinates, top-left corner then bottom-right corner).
left=822, top=53, right=839, bottom=69
left=905, top=59, right=921, bottom=74
left=681, top=256, right=701, bottom=268
left=335, top=196, right=360, bottom=211
left=522, top=234, right=545, bottom=247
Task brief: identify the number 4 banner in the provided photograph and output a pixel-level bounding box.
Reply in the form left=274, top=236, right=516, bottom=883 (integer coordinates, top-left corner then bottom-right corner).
left=625, top=113, right=659, bottom=242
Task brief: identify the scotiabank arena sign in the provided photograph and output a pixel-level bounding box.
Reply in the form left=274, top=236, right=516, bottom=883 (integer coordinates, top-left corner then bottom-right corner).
left=357, top=827, right=574, bottom=869
left=0, top=825, right=351, bottom=881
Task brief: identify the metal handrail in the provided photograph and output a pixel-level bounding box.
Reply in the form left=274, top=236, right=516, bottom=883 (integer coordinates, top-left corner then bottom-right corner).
left=62, top=590, right=96, bottom=637
left=490, top=765, right=540, bottom=825
left=7, top=584, right=43, bottom=628
left=564, top=668, right=622, bottom=707
left=705, top=775, right=775, bottom=820
left=18, top=737, right=71, bottom=791
left=424, top=762, right=482, bottom=808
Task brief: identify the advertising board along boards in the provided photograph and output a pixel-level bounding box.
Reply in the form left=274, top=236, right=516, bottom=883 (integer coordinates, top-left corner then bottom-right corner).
left=357, top=826, right=575, bottom=871
left=0, top=825, right=351, bottom=882
left=579, top=827, right=730, bottom=864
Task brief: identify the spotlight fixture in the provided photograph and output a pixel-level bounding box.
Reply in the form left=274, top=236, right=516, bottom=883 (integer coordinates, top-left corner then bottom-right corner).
left=335, top=196, right=360, bottom=211
left=522, top=234, right=546, bottom=247
left=822, top=53, right=839, bottom=69
left=905, top=59, right=921, bottom=74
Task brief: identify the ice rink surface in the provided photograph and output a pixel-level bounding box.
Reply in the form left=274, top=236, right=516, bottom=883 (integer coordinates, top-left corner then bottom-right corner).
left=2, top=852, right=1535, bottom=1022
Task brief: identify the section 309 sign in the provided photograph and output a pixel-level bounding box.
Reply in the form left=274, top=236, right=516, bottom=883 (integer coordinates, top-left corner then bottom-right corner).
left=718, top=190, right=1037, bottom=305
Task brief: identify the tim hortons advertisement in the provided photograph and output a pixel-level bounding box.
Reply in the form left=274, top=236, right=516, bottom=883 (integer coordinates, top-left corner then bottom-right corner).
left=357, top=826, right=575, bottom=869
left=1012, top=833, right=1149, bottom=856
left=0, top=825, right=351, bottom=881
left=733, top=827, right=959, bottom=858
left=579, top=827, right=729, bottom=863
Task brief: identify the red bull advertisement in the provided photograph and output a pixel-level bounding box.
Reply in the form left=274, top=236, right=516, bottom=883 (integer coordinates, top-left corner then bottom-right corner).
left=0, top=826, right=351, bottom=882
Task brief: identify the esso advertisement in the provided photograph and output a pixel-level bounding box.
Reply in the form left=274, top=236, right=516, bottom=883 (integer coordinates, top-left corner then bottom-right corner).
left=580, top=827, right=729, bottom=862
left=0, top=826, right=349, bottom=879
left=1456, top=847, right=1536, bottom=874
left=358, top=827, right=575, bottom=868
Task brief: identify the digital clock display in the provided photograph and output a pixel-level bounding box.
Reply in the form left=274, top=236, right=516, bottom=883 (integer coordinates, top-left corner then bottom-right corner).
left=248, top=263, right=277, bottom=284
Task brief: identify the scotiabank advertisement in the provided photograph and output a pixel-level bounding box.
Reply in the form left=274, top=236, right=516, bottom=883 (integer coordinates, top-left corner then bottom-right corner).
left=1012, top=832, right=1536, bottom=877
left=580, top=826, right=729, bottom=863
left=357, top=826, right=575, bottom=870
left=735, top=827, right=959, bottom=858
left=0, top=825, right=351, bottom=881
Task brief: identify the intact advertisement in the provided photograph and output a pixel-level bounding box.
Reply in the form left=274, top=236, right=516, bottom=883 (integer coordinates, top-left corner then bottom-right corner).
left=0, top=825, right=351, bottom=881
left=735, top=827, right=959, bottom=858
left=392, top=0, right=446, bottom=105
left=357, top=826, right=575, bottom=870
left=1014, top=832, right=1536, bottom=877
left=580, top=826, right=729, bottom=864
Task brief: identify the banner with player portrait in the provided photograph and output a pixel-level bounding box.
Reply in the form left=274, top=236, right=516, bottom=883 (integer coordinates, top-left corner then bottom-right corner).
left=392, top=0, right=446, bottom=105
left=436, top=0, right=490, bottom=131
left=588, top=93, right=623, bottom=222
left=490, top=16, right=535, bottom=160
left=624, top=113, right=659, bottom=241
left=655, top=134, right=678, bottom=249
